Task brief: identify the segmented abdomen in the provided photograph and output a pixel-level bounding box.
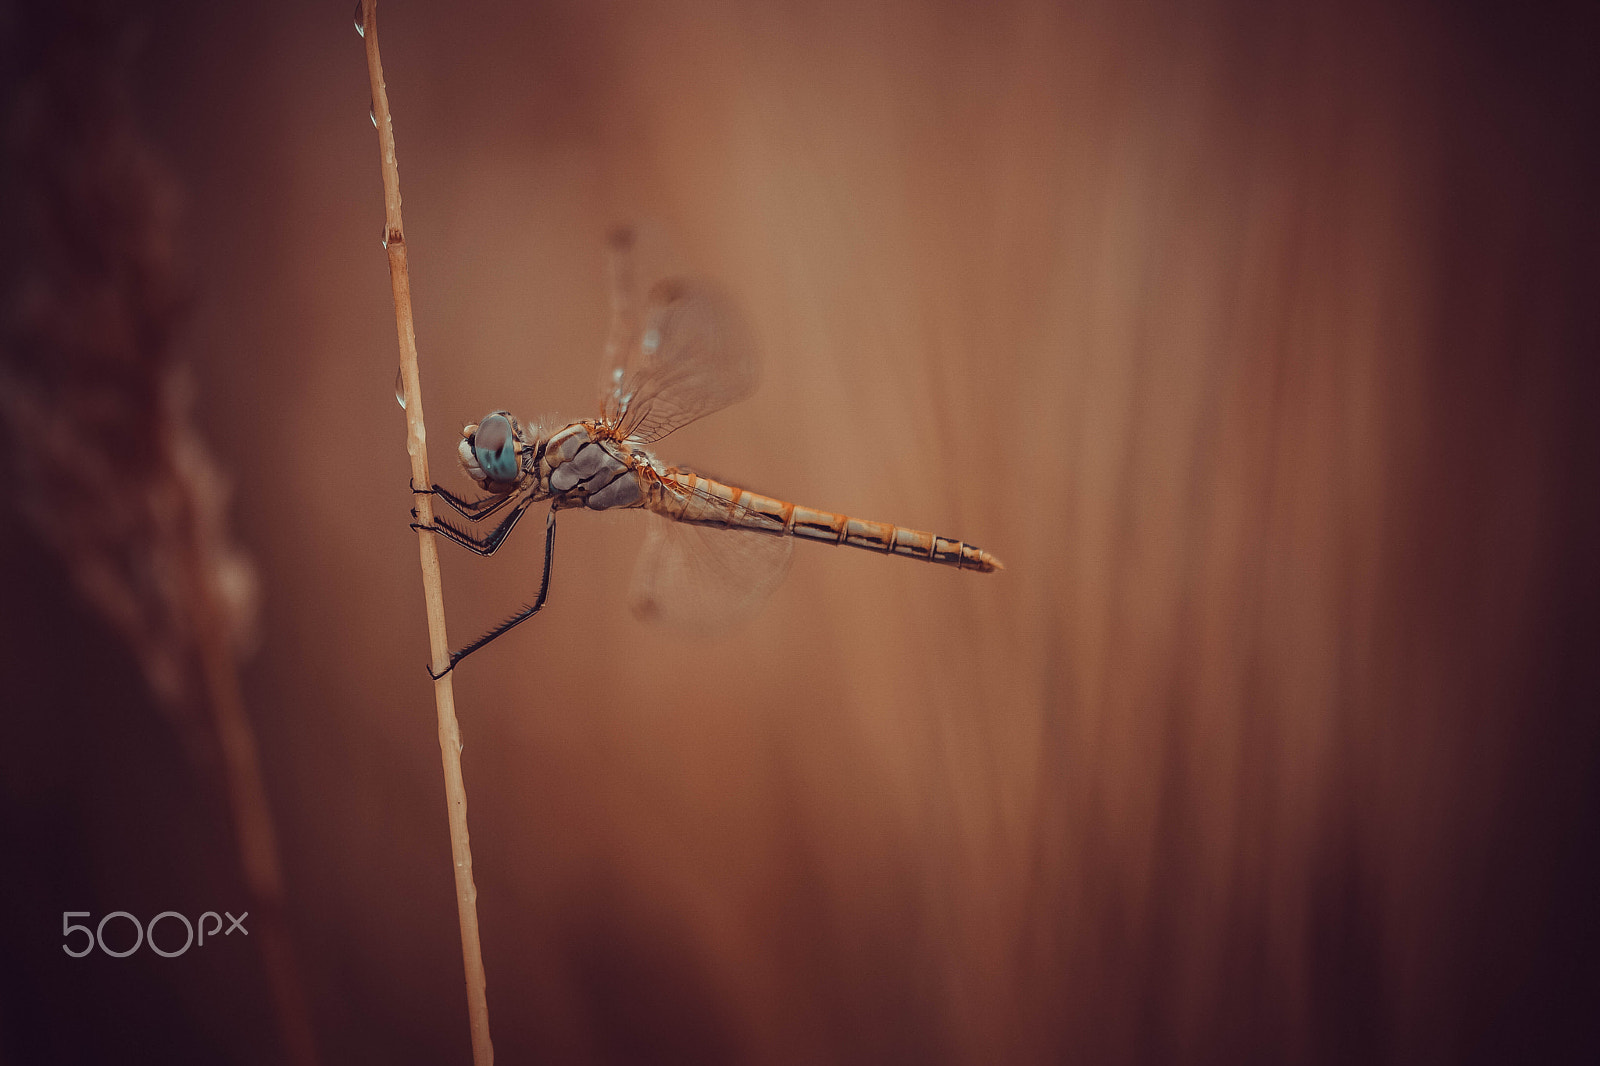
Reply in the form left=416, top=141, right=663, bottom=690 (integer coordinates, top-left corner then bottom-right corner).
left=644, top=468, right=1003, bottom=572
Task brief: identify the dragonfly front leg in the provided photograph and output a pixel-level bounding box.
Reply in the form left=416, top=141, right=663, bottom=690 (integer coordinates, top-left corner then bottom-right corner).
left=412, top=493, right=539, bottom=556
left=411, top=478, right=515, bottom=522
left=428, top=508, right=558, bottom=678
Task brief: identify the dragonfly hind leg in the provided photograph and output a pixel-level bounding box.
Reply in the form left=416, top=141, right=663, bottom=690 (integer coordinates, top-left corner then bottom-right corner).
left=427, top=508, right=558, bottom=678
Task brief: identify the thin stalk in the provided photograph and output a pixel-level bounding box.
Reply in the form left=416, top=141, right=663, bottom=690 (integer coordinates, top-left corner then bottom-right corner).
left=359, top=3, right=494, bottom=1063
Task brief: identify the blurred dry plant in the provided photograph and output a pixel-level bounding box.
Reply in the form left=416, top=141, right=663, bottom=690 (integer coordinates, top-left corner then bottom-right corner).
left=0, top=5, right=316, bottom=1064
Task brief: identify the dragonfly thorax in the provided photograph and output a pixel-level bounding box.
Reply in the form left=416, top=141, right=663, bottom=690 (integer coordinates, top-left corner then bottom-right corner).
left=541, top=422, right=647, bottom=511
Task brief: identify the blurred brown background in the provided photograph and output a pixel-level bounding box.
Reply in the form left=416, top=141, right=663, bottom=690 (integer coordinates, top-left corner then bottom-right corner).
left=3, top=0, right=1598, bottom=1062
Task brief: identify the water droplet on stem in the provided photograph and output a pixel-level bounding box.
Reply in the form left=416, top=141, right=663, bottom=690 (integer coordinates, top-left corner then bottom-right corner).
left=370, top=100, right=377, bottom=127
left=394, top=367, right=407, bottom=409
left=354, top=3, right=365, bottom=37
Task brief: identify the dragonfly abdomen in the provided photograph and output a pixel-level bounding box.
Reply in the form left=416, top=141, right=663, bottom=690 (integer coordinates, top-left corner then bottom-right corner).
left=650, top=469, right=1003, bottom=572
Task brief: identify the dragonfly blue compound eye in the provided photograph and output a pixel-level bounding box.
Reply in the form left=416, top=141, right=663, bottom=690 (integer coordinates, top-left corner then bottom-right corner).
left=473, top=414, right=519, bottom=482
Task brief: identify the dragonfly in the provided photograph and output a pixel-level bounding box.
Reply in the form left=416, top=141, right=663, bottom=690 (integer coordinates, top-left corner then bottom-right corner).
left=411, top=229, right=1003, bottom=677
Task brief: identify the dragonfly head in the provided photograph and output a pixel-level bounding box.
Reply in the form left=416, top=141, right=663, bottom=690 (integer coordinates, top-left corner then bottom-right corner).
left=458, top=411, right=532, bottom=491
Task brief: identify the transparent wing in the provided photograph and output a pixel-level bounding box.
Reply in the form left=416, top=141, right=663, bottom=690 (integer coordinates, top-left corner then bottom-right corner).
left=629, top=515, right=794, bottom=634
left=597, top=238, right=759, bottom=444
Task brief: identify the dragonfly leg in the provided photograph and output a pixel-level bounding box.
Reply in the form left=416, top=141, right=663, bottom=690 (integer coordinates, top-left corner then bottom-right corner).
left=428, top=508, right=558, bottom=678
left=412, top=493, right=538, bottom=556
left=412, top=479, right=515, bottom=522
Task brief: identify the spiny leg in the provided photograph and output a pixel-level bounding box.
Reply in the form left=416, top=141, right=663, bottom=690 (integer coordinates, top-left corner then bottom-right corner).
left=412, top=478, right=515, bottom=522
left=412, top=492, right=539, bottom=556
left=428, top=508, right=558, bottom=679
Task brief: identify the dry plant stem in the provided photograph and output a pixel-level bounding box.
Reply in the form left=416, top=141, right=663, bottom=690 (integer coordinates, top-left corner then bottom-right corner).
left=361, top=3, right=494, bottom=1063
